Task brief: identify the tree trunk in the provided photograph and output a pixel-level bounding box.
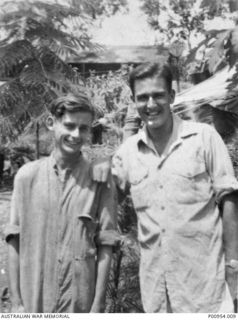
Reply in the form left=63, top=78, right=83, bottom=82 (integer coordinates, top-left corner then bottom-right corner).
left=176, top=78, right=181, bottom=93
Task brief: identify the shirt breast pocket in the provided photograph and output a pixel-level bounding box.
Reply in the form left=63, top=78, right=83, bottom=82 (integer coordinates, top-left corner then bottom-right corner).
left=172, top=158, right=211, bottom=204
left=174, top=158, right=206, bottom=178
left=74, top=213, right=97, bottom=260
left=129, top=166, right=150, bottom=211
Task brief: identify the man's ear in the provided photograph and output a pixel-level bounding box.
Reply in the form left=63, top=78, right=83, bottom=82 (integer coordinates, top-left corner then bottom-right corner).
left=46, top=115, right=55, bottom=131
left=170, top=89, right=175, bottom=104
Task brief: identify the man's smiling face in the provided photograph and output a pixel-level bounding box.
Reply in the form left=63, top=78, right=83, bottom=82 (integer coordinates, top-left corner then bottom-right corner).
left=52, top=111, right=93, bottom=157
left=134, top=76, right=175, bottom=131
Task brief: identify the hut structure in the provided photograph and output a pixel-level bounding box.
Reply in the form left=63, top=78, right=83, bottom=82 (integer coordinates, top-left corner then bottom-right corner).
left=67, top=45, right=169, bottom=76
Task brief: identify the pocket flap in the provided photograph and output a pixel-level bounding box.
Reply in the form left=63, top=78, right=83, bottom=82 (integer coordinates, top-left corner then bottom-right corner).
left=173, top=158, right=206, bottom=178
left=130, top=166, right=149, bottom=185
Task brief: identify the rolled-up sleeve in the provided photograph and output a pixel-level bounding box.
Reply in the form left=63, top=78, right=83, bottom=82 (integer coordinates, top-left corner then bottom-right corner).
left=204, top=126, right=238, bottom=203
left=95, top=175, right=121, bottom=246
left=4, top=172, right=22, bottom=242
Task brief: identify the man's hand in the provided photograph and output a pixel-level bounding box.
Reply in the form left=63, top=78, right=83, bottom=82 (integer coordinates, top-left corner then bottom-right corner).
left=90, top=157, right=111, bottom=183
left=226, top=260, right=238, bottom=308
left=90, top=301, right=105, bottom=313
left=11, top=301, right=25, bottom=313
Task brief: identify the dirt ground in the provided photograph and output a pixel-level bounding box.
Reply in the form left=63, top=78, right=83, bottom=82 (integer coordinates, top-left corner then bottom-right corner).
left=0, top=187, right=11, bottom=312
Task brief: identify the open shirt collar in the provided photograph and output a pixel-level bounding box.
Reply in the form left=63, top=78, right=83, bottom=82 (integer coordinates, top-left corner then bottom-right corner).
left=136, top=114, right=199, bottom=155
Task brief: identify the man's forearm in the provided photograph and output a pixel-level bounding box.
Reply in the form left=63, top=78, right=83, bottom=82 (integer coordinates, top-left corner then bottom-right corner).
left=223, top=193, right=238, bottom=262
left=222, top=192, right=238, bottom=303
left=90, top=246, right=113, bottom=313
left=8, top=237, right=23, bottom=309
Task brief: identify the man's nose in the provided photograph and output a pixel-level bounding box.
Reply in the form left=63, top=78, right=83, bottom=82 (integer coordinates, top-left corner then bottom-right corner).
left=147, top=96, right=156, bottom=109
left=71, top=128, right=80, bottom=138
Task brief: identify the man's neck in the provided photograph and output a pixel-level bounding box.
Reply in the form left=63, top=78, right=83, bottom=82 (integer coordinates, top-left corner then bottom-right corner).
left=53, top=149, right=81, bottom=170
left=147, top=117, right=173, bottom=155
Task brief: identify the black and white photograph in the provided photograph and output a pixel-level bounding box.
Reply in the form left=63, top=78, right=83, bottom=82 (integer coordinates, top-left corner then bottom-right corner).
left=0, top=0, right=238, bottom=315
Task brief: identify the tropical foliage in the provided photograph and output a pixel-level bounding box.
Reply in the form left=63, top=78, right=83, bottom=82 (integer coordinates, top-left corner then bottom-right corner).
left=187, top=25, right=238, bottom=82
left=75, top=0, right=128, bottom=20
left=140, top=0, right=235, bottom=48
left=0, top=0, right=90, bottom=144
left=139, top=0, right=238, bottom=87
left=0, top=0, right=129, bottom=146
left=140, top=0, right=205, bottom=50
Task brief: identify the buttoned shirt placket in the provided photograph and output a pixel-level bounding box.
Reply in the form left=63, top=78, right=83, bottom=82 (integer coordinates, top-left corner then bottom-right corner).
left=158, top=139, right=185, bottom=296
left=138, top=131, right=187, bottom=299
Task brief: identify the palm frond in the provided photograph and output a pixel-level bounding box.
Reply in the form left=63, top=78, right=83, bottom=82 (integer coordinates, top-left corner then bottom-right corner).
left=0, top=78, right=26, bottom=115
left=0, top=0, right=103, bottom=144
left=25, top=20, right=91, bottom=52
left=38, top=46, right=80, bottom=80
left=0, top=0, right=86, bottom=25
left=0, top=0, right=94, bottom=55
left=16, top=47, right=84, bottom=97
left=0, top=40, right=35, bottom=78
left=31, top=0, right=87, bottom=21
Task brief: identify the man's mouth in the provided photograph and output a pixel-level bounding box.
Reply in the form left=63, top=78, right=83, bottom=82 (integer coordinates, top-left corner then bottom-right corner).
left=64, top=139, right=81, bottom=148
left=146, top=110, right=162, bottom=118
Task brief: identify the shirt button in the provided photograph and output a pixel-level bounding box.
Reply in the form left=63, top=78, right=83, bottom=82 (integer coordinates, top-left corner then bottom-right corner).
left=162, top=228, right=166, bottom=233
left=159, top=185, right=163, bottom=189
left=161, top=206, right=165, bottom=210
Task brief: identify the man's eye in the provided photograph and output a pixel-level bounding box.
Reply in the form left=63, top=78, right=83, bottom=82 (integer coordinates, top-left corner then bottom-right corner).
left=80, top=126, right=90, bottom=133
left=137, top=95, right=148, bottom=102
left=65, top=124, right=75, bottom=130
left=153, top=93, right=162, bottom=100
left=153, top=93, right=163, bottom=100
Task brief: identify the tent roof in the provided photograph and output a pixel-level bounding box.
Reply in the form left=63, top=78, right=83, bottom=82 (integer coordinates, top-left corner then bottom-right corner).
left=173, top=65, right=238, bottom=115
left=67, top=45, right=169, bottom=64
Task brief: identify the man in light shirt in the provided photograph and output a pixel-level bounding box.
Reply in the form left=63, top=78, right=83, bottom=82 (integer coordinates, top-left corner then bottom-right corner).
left=95, top=62, right=238, bottom=312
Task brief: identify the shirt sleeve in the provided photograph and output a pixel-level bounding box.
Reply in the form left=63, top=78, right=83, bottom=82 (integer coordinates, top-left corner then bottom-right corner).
left=95, top=175, right=121, bottom=247
left=204, top=126, right=238, bottom=204
left=4, top=171, right=23, bottom=242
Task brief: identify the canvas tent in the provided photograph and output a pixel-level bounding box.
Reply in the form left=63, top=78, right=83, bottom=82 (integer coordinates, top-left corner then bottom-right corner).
left=173, top=65, right=238, bottom=117
left=172, top=65, right=238, bottom=140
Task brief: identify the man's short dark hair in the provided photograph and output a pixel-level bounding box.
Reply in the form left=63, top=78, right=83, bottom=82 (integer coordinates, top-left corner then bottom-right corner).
left=50, top=93, right=95, bottom=119
left=129, top=62, right=173, bottom=96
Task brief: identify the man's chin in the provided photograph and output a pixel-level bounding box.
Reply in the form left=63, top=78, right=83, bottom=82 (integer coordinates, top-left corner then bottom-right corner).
left=146, top=120, right=163, bottom=129
left=62, top=146, right=82, bottom=156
